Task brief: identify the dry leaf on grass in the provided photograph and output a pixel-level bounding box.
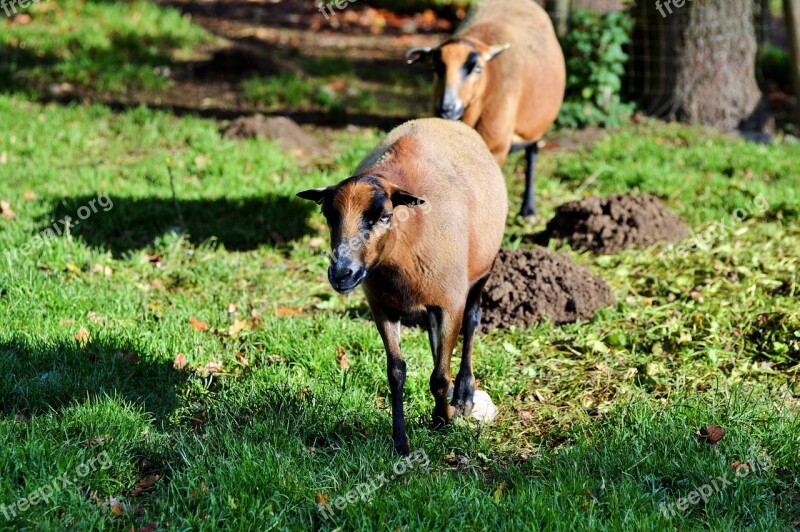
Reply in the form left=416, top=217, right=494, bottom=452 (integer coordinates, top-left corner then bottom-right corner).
left=115, top=351, right=141, bottom=363
left=204, top=360, right=223, bottom=374
left=80, top=435, right=109, bottom=447
left=129, top=473, right=161, bottom=497
left=228, top=319, right=248, bottom=337
left=23, top=191, right=36, bottom=201
left=275, top=307, right=302, bottom=316
left=315, top=492, right=328, bottom=507
left=189, top=317, right=208, bottom=332
left=235, top=352, right=249, bottom=367
left=493, top=481, right=505, bottom=503
left=337, top=345, right=350, bottom=371
left=74, top=328, right=91, bottom=346
left=1, top=199, right=16, bottom=220
left=173, top=353, right=188, bottom=370
left=697, top=424, right=725, bottom=444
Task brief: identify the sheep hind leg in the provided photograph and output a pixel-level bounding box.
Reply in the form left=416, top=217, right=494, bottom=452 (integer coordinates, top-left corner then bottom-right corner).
left=452, top=275, right=489, bottom=417
left=519, top=143, right=539, bottom=221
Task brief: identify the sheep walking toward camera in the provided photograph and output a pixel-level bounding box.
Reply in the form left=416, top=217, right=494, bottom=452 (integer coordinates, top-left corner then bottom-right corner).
left=406, top=0, right=565, bottom=219
left=298, top=118, right=507, bottom=455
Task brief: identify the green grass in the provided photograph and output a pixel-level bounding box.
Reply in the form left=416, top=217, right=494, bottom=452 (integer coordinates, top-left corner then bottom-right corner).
left=0, top=93, right=798, bottom=529
left=1, top=0, right=799, bottom=528
left=0, top=0, right=212, bottom=95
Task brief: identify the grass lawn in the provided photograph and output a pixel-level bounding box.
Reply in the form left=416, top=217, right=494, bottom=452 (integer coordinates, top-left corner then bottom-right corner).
left=1, top=1, right=800, bottom=530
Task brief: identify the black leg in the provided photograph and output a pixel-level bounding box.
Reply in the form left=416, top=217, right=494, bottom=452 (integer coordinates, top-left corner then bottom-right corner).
left=520, top=143, right=539, bottom=219
left=427, top=306, right=460, bottom=428
left=452, top=276, right=489, bottom=417
left=372, top=306, right=409, bottom=455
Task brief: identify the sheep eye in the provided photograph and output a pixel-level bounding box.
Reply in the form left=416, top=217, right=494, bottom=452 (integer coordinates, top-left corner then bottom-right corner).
left=379, top=213, right=392, bottom=224
left=472, top=64, right=482, bottom=75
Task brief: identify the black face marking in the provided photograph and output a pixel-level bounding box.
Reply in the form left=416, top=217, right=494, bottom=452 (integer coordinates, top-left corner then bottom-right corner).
left=320, top=197, right=341, bottom=229
left=462, top=51, right=480, bottom=78
left=361, top=186, right=390, bottom=231
left=432, top=49, right=445, bottom=77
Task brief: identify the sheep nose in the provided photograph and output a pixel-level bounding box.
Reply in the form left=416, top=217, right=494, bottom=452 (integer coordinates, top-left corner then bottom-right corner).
left=330, top=263, right=356, bottom=283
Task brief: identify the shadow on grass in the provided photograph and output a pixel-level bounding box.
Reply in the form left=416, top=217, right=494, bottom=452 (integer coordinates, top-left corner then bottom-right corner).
left=48, top=194, right=317, bottom=257
left=0, top=336, right=187, bottom=424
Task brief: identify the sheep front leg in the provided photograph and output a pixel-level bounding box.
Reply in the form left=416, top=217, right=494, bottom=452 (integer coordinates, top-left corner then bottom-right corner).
left=372, top=307, right=410, bottom=455
left=427, top=306, right=462, bottom=427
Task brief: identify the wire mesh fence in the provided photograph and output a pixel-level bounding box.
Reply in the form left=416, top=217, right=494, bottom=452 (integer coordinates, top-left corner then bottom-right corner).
left=537, top=0, right=784, bottom=120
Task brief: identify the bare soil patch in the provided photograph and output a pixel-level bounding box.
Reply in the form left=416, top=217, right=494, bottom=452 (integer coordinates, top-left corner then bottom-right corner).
left=481, top=247, right=615, bottom=331
left=539, top=193, right=689, bottom=254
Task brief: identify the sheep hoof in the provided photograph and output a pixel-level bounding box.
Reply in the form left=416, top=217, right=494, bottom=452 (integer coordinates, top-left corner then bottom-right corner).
left=470, top=390, right=498, bottom=423
left=519, top=211, right=537, bottom=224
left=431, top=406, right=455, bottom=428
left=393, top=438, right=410, bottom=456
left=453, top=402, right=474, bottom=417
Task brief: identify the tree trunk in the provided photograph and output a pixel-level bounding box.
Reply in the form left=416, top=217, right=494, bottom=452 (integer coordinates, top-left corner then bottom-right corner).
left=545, top=0, right=572, bottom=39
left=629, top=0, right=765, bottom=132
left=784, top=0, right=800, bottom=124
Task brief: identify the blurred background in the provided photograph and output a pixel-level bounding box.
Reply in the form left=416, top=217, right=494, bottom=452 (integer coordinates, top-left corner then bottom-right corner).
left=0, top=0, right=795, bottom=139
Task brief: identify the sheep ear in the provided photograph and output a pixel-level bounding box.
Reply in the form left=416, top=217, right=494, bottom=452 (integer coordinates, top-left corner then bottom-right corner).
left=483, top=43, right=510, bottom=61
left=391, top=189, right=426, bottom=208
left=405, top=47, right=433, bottom=65
left=297, top=187, right=330, bottom=205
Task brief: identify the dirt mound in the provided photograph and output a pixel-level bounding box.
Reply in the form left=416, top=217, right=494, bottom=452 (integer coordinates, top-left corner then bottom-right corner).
left=540, top=193, right=689, bottom=254
left=224, top=115, right=322, bottom=154
left=480, top=247, right=615, bottom=331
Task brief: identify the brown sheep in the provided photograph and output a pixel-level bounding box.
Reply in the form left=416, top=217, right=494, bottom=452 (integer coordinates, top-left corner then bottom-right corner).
left=297, top=118, right=508, bottom=455
left=406, top=0, right=565, bottom=220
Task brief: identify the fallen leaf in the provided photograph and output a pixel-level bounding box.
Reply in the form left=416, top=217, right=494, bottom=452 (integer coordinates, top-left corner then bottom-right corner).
left=228, top=319, right=248, bottom=337
left=226, top=303, right=237, bottom=315
left=315, top=492, right=328, bottom=507
left=92, top=264, right=112, bottom=276
left=697, top=424, right=725, bottom=444
left=65, top=262, right=81, bottom=273
left=204, top=360, right=223, bottom=374
left=189, top=317, right=208, bottom=332
left=74, top=328, right=91, bottom=346
left=235, top=352, right=249, bottom=367
left=12, top=13, right=31, bottom=25
left=276, top=307, right=302, bottom=316
left=520, top=410, right=533, bottom=420
left=731, top=461, right=750, bottom=474
left=129, top=473, right=160, bottom=497
left=191, top=411, right=207, bottom=432
left=173, top=353, right=188, bottom=370
left=115, top=351, right=141, bottom=363
left=337, top=345, right=351, bottom=371
left=101, top=497, right=130, bottom=516
left=493, top=481, right=505, bottom=503
left=0, top=152, right=6, bottom=165
left=80, top=435, right=109, bottom=447
left=1, top=199, right=15, bottom=220
left=23, top=191, right=36, bottom=201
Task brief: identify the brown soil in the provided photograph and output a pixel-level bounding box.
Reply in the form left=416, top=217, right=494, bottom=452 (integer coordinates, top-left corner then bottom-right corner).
left=223, top=114, right=322, bottom=154
left=540, top=193, right=689, bottom=254
left=480, top=247, right=615, bottom=331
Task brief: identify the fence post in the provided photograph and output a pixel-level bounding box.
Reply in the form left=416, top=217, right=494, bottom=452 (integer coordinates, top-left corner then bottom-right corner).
left=546, top=0, right=571, bottom=39
left=785, top=0, right=800, bottom=124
